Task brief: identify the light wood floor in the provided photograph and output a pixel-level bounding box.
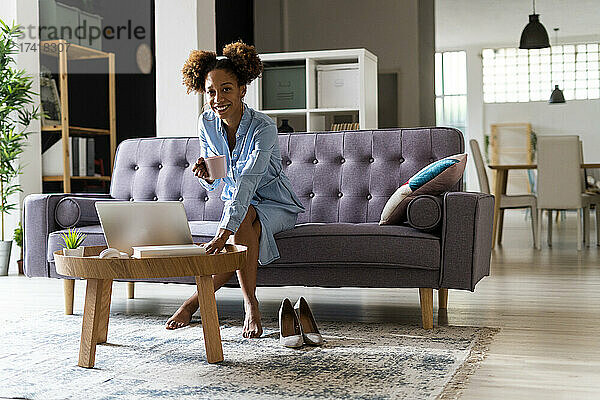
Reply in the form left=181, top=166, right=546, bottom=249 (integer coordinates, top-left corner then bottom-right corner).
left=1, top=210, right=599, bottom=398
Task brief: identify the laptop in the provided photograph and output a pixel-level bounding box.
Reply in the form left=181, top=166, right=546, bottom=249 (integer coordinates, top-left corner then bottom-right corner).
left=95, top=201, right=194, bottom=255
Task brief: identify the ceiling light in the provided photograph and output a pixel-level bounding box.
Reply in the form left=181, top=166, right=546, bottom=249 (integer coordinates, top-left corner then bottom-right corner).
left=549, top=85, right=566, bottom=104
left=519, top=0, right=550, bottom=49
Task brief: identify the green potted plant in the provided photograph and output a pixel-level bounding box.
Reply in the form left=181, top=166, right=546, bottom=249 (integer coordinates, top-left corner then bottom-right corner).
left=61, top=228, right=87, bottom=257
left=0, top=20, right=40, bottom=275
left=13, top=222, right=23, bottom=274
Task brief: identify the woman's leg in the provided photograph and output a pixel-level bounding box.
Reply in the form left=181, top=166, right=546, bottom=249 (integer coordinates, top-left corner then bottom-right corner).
left=166, top=206, right=261, bottom=336
left=165, top=271, right=235, bottom=329
left=235, top=217, right=262, bottom=338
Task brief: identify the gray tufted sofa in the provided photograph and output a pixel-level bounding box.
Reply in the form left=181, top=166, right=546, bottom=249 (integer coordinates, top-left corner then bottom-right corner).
left=23, top=127, right=494, bottom=329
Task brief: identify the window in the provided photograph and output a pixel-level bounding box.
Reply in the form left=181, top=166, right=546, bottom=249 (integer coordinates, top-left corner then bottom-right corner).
left=483, top=43, right=600, bottom=103
left=435, top=51, right=467, bottom=135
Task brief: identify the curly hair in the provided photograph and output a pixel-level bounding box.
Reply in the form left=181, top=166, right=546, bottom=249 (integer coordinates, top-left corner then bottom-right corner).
left=182, top=41, right=263, bottom=95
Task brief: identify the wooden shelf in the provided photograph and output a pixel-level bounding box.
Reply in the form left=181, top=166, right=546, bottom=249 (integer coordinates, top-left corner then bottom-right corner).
left=43, top=175, right=111, bottom=182
left=42, top=125, right=110, bottom=137
left=40, top=40, right=110, bottom=60
left=39, top=39, right=116, bottom=193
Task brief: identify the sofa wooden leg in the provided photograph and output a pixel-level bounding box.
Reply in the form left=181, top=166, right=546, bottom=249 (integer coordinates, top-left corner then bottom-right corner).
left=438, top=288, right=448, bottom=310
left=64, top=279, right=75, bottom=315
left=419, top=288, right=434, bottom=330
left=127, top=282, right=135, bottom=299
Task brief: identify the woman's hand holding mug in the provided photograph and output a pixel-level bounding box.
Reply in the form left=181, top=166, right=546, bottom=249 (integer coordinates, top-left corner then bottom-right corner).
left=193, top=155, right=227, bottom=182
left=192, top=157, right=214, bottom=183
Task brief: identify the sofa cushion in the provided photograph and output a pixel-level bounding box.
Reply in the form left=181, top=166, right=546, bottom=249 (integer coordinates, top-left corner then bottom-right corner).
left=48, top=221, right=440, bottom=271
left=110, top=138, right=225, bottom=221
left=380, top=154, right=467, bottom=225
left=272, top=222, right=440, bottom=271
left=282, top=129, right=464, bottom=224
left=108, top=128, right=464, bottom=225
left=47, top=221, right=220, bottom=263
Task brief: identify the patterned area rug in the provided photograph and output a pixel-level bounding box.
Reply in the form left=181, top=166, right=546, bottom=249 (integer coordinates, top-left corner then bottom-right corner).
left=0, top=311, right=497, bottom=400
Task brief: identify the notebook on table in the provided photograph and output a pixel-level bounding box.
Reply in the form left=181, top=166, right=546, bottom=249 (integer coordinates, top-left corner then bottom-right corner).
left=131, top=244, right=206, bottom=258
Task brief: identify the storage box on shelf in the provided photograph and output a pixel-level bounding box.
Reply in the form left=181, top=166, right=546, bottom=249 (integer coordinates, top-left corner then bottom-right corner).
left=317, top=63, right=359, bottom=108
left=262, top=65, right=306, bottom=110
left=39, top=39, right=116, bottom=193
left=244, top=48, right=377, bottom=132
left=39, top=0, right=103, bottom=50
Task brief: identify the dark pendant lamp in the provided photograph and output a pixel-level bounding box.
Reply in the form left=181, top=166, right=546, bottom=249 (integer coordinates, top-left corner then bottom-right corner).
left=549, top=85, right=566, bottom=103
left=519, top=0, right=550, bottom=49
left=549, top=29, right=566, bottom=104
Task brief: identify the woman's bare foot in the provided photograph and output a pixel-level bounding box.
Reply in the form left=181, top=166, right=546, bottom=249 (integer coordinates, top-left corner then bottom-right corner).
left=165, top=303, right=197, bottom=330
left=243, top=298, right=262, bottom=338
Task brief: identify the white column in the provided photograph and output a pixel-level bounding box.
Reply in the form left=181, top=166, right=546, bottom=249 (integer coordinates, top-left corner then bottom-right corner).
left=155, top=0, right=216, bottom=137
left=2, top=0, right=42, bottom=262
left=464, top=46, right=485, bottom=191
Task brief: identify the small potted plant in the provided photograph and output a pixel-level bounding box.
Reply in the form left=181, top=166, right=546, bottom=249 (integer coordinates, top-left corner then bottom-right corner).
left=61, top=228, right=87, bottom=257
left=13, top=222, right=23, bottom=274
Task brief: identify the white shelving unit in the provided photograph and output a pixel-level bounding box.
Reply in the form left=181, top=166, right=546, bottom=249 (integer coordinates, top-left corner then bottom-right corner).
left=245, top=48, right=378, bottom=132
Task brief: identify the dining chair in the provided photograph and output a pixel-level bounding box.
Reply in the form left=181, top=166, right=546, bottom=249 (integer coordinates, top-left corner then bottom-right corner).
left=470, top=139, right=538, bottom=247
left=536, top=135, right=600, bottom=250
left=580, top=141, right=600, bottom=247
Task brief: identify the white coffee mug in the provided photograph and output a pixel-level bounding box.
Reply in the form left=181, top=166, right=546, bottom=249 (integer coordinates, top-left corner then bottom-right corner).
left=204, top=155, right=227, bottom=180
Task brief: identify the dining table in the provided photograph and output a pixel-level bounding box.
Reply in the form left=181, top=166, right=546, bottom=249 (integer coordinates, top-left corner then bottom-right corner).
left=487, top=163, right=600, bottom=248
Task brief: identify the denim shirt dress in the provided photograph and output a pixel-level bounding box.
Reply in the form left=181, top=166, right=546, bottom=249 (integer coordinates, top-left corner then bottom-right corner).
left=197, top=104, right=305, bottom=265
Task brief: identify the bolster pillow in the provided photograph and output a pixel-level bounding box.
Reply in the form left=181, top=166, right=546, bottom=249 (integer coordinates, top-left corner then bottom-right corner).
left=54, top=197, right=114, bottom=228
left=406, top=195, right=443, bottom=232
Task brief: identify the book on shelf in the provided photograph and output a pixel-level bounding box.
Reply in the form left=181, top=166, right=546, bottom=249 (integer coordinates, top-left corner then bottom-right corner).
left=42, top=137, right=96, bottom=177
left=42, top=137, right=72, bottom=176
left=131, top=244, right=207, bottom=258
left=86, top=138, right=95, bottom=176
left=71, top=137, right=79, bottom=176
left=330, top=122, right=359, bottom=131
left=78, top=136, right=86, bottom=176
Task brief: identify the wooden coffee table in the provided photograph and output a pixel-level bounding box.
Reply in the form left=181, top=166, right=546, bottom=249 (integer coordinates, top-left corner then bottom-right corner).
left=53, top=244, right=247, bottom=368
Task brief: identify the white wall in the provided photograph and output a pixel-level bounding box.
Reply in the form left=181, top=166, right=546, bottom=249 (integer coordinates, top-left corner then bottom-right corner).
left=155, top=0, right=215, bottom=137
left=254, top=0, right=435, bottom=127
left=436, top=0, right=600, bottom=190
left=486, top=100, right=600, bottom=161
left=436, top=0, right=600, bottom=50
left=458, top=44, right=600, bottom=191
left=0, top=0, right=42, bottom=270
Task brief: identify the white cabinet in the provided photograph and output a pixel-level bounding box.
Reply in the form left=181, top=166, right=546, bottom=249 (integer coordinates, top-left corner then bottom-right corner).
left=245, top=48, right=378, bottom=132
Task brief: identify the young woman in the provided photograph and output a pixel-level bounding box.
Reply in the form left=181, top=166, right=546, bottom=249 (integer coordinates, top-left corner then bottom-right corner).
left=166, top=42, right=305, bottom=338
